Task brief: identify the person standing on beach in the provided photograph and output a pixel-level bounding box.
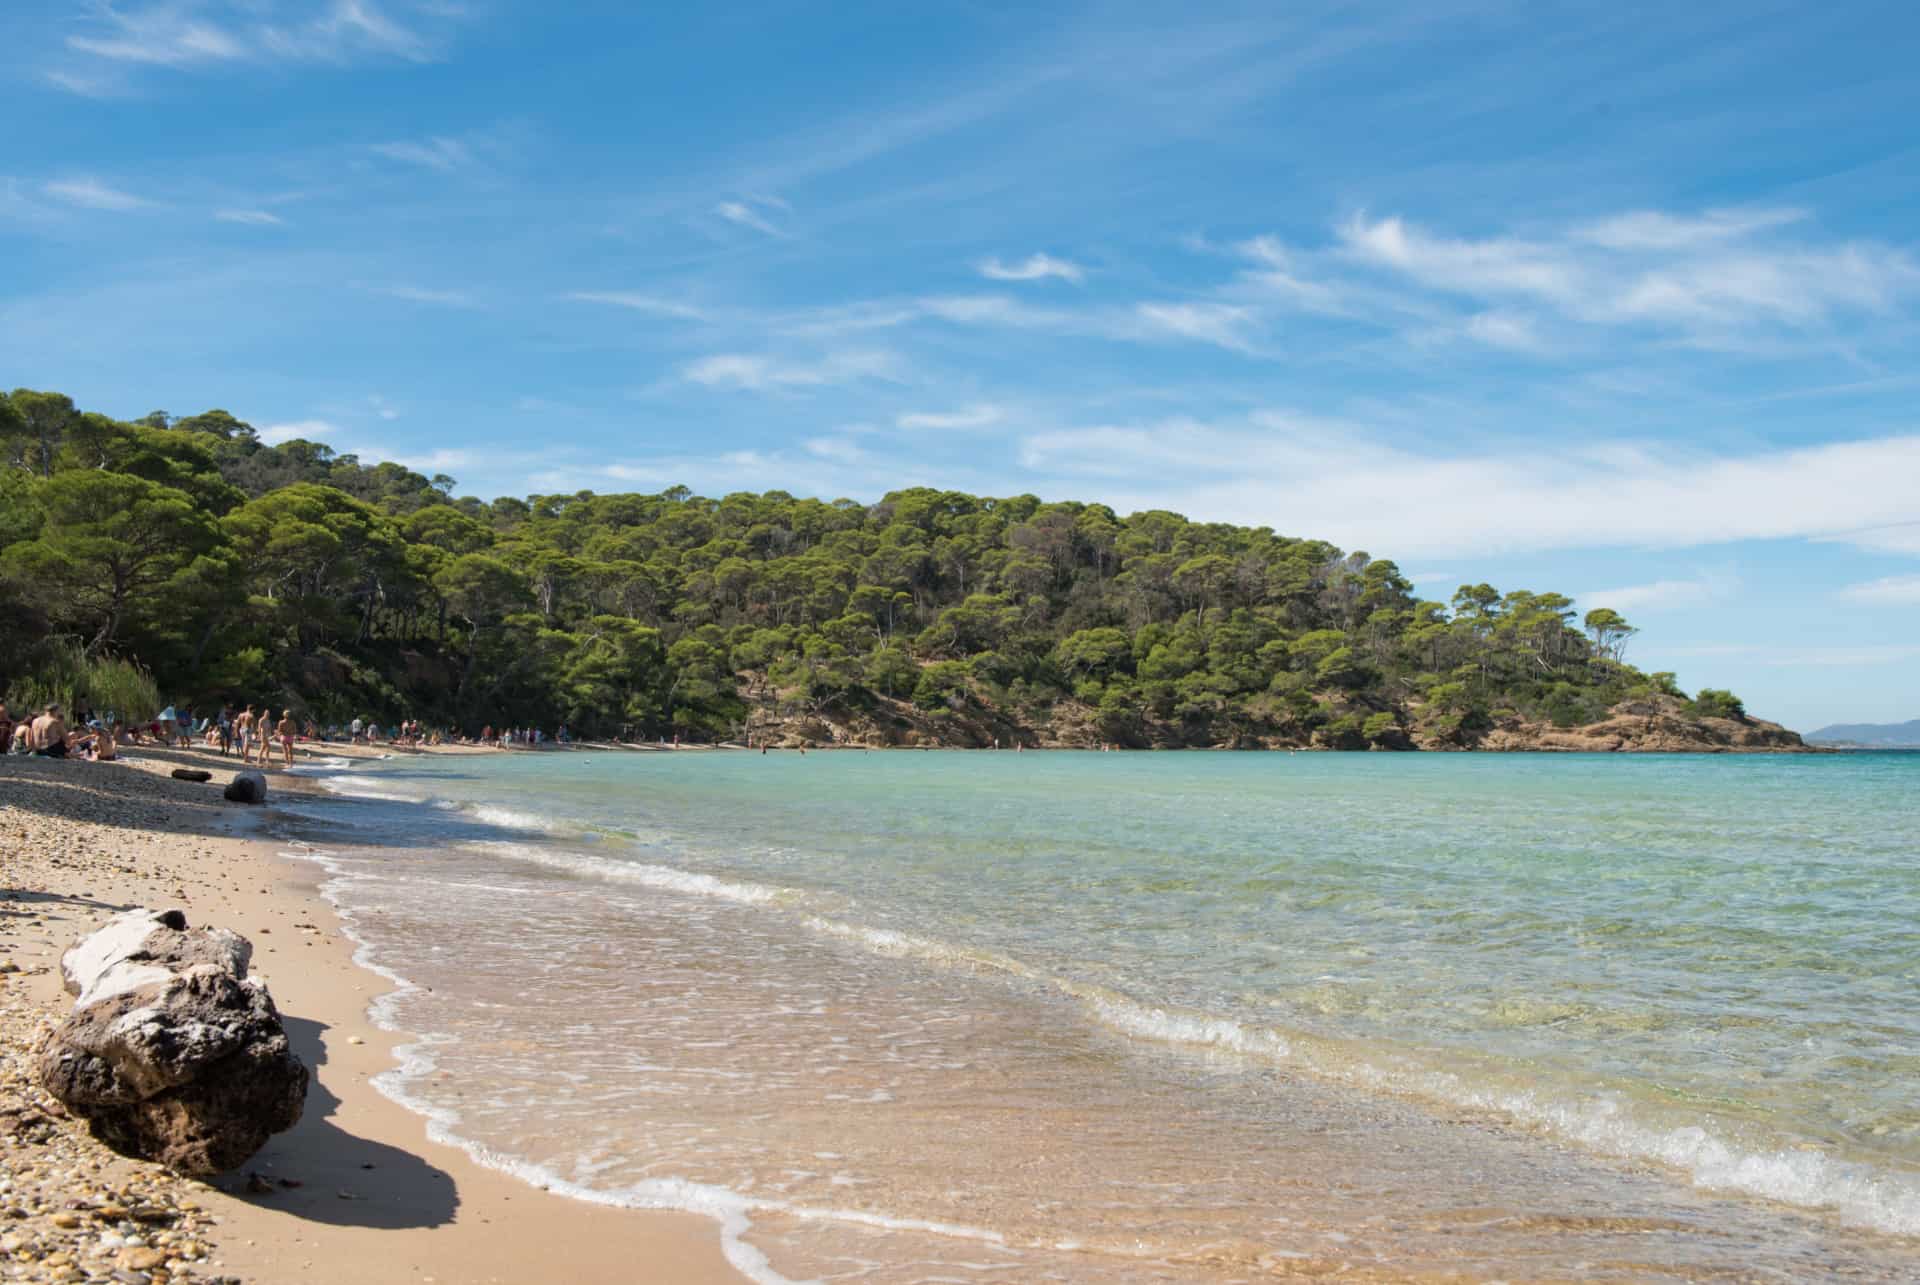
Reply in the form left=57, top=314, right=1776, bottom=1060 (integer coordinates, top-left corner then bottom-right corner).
left=217, top=705, right=233, bottom=756
left=234, top=705, right=255, bottom=764
left=275, top=709, right=297, bottom=768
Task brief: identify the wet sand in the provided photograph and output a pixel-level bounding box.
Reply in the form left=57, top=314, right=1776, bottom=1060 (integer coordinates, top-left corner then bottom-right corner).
left=0, top=744, right=744, bottom=1284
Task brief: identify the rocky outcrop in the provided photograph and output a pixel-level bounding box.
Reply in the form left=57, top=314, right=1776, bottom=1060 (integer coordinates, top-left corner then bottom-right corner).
left=222, top=771, right=266, bottom=804
left=1450, top=699, right=1811, bottom=754
left=170, top=768, right=213, bottom=783
left=34, top=910, right=307, bottom=1175
left=735, top=687, right=1812, bottom=753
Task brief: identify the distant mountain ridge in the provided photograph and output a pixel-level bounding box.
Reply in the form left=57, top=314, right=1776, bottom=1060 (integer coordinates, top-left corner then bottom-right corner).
left=1805, top=719, right=1920, bottom=747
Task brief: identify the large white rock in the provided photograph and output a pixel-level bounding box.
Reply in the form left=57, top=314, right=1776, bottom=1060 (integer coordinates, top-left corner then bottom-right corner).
left=36, top=909, right=304, bottom=1175
left=61, top=908, right=252, bottom=1009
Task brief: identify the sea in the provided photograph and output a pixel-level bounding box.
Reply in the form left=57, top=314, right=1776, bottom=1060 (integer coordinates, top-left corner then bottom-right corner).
left=273, top=749, right=1920, bottom=1282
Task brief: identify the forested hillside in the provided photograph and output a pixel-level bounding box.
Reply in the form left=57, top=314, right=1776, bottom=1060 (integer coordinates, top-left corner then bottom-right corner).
left=0, top=388, right=1784, bottom=749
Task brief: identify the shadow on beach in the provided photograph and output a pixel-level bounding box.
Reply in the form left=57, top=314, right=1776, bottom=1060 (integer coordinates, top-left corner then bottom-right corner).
left=0, top=887, right=133, bottom=919
left=0, top=752, right=264, bottom=844
left=218, top=1015, right=460, bottom=1230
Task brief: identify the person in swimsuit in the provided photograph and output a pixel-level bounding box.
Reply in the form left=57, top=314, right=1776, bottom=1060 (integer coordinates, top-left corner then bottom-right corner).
left=235, top=705, right=255, bottom=764
left=31, top=704, right=69, bottom=758
left=276, top=710, right=297, bottom=768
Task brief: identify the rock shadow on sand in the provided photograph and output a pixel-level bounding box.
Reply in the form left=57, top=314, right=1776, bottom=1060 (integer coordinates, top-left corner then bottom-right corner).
left=218, top=1015, right=460, bottom=1231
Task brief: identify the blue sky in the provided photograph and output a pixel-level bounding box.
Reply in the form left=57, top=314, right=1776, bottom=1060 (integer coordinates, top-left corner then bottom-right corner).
left=4, top=1, right=1918, bottom=730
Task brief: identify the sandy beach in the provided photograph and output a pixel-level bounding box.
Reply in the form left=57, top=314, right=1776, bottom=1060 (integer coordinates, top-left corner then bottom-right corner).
left=1, top=744, right=744, bottom=1285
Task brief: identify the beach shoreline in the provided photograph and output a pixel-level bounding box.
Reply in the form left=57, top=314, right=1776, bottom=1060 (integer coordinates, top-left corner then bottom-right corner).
left=1, top=745, right=745, bottom=1284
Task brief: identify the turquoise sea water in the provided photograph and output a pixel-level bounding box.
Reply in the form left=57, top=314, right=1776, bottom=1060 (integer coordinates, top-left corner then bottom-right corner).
left=282, top=750, right=1920, bottom=1282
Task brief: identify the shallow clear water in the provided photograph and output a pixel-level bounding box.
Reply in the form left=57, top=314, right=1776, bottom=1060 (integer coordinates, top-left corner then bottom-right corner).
left=279, top=749, right=1920, bottom=1282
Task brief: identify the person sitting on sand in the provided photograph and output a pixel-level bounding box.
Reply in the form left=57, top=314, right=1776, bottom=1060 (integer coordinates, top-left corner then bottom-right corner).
left=276, top=710, right=297, bottom=768
left=31, top=704, right=69, bottom=758
left=74, top=720, right=118, bottom=762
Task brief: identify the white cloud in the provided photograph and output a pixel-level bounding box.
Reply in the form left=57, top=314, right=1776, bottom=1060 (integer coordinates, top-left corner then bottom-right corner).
left=803, top=436, right=867, bottom=464
left=1837, top=575, right=1920, bottom=606
left=1339, top=213, right=1576, bottom=299
left=897, top=405, right=1004, bottom=431
left=215, top=208, right=283, bottom=226
left=44, top=70, right=126, bottom=97
left=1824, top=522, right=1920, bottom=556
left=368, top=284, right=476, bottom=307
left=43, top=178, right=151, bottom=211
left=682, top=351, right=899, bottom=392
left=55, top=0, right=444, bottom=85
left=1463, top=311, right=1543, bottom=352
left=715, top=200, right=785, bottom=237
left=1232, top=236, right=1351, bottom=314
left=918, top=294, right=1067, bottom=328
left=67, top=9, right=246, bottom=65
left=915, top=294, right=1257, bottom=352
left=1582, top=573, right=1738, bottom=613
left=1133, top=302, right=1258, bottom=352
left=258, top=420, right=341, bottom=446
left=1574, top=208, right=1806, bottom=252
left=257, top=0, right=433, bottom=63
left=979, top=253, right=1085, bottom=284
left=1334, top=209, right=1920, bottom=342
left=565, top=292, right=711, bottom=321
left=369, top=137, right=472, bottom=171
left=1013, top=415, right=1920, bottom=559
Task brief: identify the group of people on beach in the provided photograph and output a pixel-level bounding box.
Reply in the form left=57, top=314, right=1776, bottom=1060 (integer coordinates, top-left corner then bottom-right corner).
left=0, top=698, right=305, bottom=768
left=1, top=701, right=122, bottom=761
left=478, top=724, right=569, bottom=748
left=221, top=705, right=299, bottom=767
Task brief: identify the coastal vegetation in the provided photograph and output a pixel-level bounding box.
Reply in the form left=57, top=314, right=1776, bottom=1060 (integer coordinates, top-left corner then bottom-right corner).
left=1, top=388, right=1771, bottom=748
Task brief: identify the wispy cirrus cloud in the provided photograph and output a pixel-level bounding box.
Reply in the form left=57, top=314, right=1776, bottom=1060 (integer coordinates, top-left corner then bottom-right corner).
left=1836, top=574, right=1920, bottom=606
left=682, top=350, right=901, bottom=393
left=51, top=0, right=455, bottom=92
left=897, top=405, right=1004, bottom=431
left=258, top=419, right=342, bottom=446
left=1132, top=302, right=1258, bottom=353
left=1581, top=571, right=1739, bottom=613
left=68, top=9, right=246, bottom=65
left=565, top=292, right=712, bottom=321
left=1331, top=209, right=1920, bottom=343
left=364, top=284, right=477, bottom=307
left=42, top=178, right=153, bottom=211
left=715, top=198, right=787, bottom=237
left=258, top=0, right=434, bottom=63
left=1573, top=208, right=1807, bottom=252
left=214, top=208, right=284, bottom=226
left=369, top=136, right=473, bottom=171
left=980, top=253, right=1084, bottom=283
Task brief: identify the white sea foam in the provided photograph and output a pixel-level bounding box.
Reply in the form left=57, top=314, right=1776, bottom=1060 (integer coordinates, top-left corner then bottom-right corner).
left=469, top=804, right=568, bottom=833
left=315, top=774, right=423, bottom=804
left=801, top=917, right=1042, bottom=979
left=463, top=841, right=785, bottom=905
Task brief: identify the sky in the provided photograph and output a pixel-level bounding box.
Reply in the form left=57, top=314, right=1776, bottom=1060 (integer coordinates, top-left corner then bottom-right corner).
left=3, top=0, right=1918, bottom=731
